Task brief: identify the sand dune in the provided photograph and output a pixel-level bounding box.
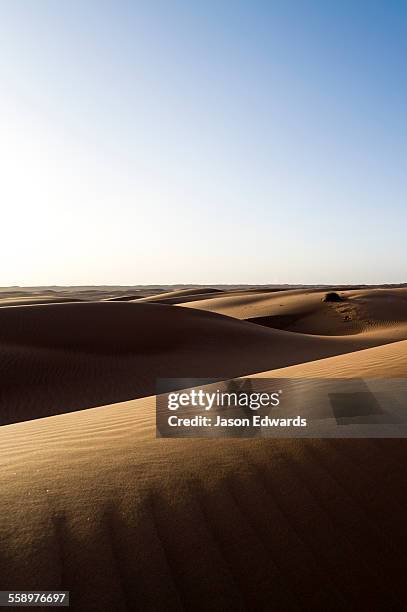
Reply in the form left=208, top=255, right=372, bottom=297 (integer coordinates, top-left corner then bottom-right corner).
left=134, top=286, right=223, bottom=304
left=1, top=299, right=406, bottom=425
left=104, top=294, right=150, bottom=301
left=1, top=286, right=407, bottom=610
left=182, top=287, right=407, bottom=335
left=258, top=337, right=407, bottom=379
left=1, top=340, right=407, bottom=609
left=0, top=296, right=83, bottom=307
left=136, top=286, right=294, bottom=305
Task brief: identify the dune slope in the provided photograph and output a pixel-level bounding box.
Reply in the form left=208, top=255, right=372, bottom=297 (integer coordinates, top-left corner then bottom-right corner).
left=258, top=337, right=407, bottom=379
left=134, top=287, right=223, bottom=304
left=1, top=340, right=407, bottom=610
left=1, top=301, right=405, bottom=425
left=1, top=291, right=407, bottom=610
left=182, top=287, right=407, bottom=336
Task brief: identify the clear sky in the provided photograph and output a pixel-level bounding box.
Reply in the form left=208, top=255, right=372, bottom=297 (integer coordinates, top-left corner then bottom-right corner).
left=0, top=0, right=406, bottom=286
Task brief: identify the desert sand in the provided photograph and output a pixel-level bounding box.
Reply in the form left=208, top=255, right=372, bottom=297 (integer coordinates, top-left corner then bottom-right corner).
left=1, top=285, right=407, bottom=610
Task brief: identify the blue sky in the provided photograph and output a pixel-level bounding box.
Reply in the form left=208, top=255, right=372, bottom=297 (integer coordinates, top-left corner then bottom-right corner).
left=0, top=0, right=406, bottom=285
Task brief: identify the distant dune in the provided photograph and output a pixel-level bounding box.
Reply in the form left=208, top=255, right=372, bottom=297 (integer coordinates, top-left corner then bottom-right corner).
left=0, top=296, right=84, bottom=307
left=134, top=286, right=223, bottom=304
left=1, top=285, right=407, bottom=610
left=182, top=287, right=407, bottom=334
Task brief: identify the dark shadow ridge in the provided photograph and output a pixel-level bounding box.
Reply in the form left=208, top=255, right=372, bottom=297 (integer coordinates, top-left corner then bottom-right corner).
left=246, top=313, right=307, bottom=330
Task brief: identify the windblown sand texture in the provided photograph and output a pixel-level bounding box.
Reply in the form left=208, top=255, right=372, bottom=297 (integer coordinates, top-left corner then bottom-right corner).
left=1, top=285, right=407, bottom=610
